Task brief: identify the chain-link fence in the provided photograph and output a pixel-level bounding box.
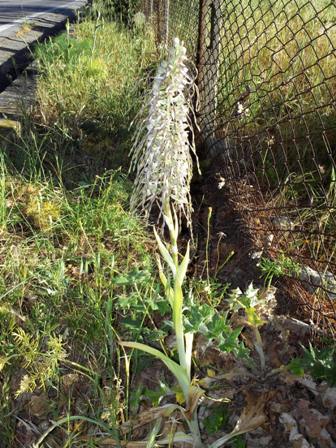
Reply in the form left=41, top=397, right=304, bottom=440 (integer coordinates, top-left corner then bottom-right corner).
left=139, top=0, right=336, bottom=329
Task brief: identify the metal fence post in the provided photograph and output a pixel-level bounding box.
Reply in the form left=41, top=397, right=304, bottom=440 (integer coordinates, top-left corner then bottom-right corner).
left=196, top=0, right=224, bottom=156
left=196, top=0, right=207, bottom=72
left=143, top=0, right=155, bottom=26
left=163, top=0, right=170, bottom=47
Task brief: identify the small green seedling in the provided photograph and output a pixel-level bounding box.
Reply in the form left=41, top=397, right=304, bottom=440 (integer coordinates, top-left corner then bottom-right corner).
left=259, top=253, right=301, bottom=286
left=288, top=342, right=336, bottom=386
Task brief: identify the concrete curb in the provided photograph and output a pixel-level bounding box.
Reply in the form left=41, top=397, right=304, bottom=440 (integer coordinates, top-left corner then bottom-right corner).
left=0, top=0, right=89, bottom=92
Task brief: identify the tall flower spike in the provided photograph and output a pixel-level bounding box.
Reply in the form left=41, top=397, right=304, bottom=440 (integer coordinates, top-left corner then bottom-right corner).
left=130, top=38, right=199, bottom=227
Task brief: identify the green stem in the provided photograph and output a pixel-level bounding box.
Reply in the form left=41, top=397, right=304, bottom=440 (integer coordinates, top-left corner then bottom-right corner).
left=166, top=205, right=188, bottom=381
left=254, top=327, right=265, bottom=370
left=187, top=411, right=204, bottom=448
left=205, top=207, right=212, bottom=284
left=173, top=284, right=188, bottom=376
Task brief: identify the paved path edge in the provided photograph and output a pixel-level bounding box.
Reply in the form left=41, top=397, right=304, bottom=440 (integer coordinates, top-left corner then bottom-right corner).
left=0, top=0, right=89, bottom=92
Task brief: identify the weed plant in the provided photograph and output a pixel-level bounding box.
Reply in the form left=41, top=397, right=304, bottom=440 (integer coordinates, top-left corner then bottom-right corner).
left=288, top=342, right=336, bottom=386
left=259, top=253, right=301, bottom=286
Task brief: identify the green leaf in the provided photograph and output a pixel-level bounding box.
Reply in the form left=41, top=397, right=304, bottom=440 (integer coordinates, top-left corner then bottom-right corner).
left=245, top=307, right=265, bottom=328
left=217, top=326, right=244, bottom=354
left=175, top=242, right=190, bottom=287
left=184, top=303, right=213, bottom=333
left=113, top=270, right=150, bottom=286
left=153, top=228, right=176, bottom=276
left=288, top=344, right=336, bottom=386
left=142, top=382, right=170, bottom=407
left=208, top=313, right=230, bottom=338
left=288, top=358, right=305, bottom=377
left=146, top=417, right=163, bottom=448
left=231, top=435, right=247, bottom=448
left=204, top=403, right=230, bottom=435
left=120, top=341, right=190, bottom=399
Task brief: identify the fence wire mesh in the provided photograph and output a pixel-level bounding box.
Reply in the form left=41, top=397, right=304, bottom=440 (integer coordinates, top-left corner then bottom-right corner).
left=139, top=0, right=336, bottom=330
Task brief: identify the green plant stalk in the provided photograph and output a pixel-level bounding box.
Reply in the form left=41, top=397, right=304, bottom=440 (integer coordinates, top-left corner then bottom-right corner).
left=162, top=204, right=189, bottom=380
left=160, top=209, right=203, bottom=447
left=0, top=154, right=7, bottom=229
left=233, top=293, right=267, bottom=372
left=174, top=283, right=188, bottom=376
left=188, top=413, right=204, bottom=448
left=121, top=205, right=204, bottom=447
left=216, top=249, right=235, bottom=276
left=253, top=326, right=265, bottom=370
left=121, top=341, right=190, bottom=400
left=205, top=207, right=212, bottom=283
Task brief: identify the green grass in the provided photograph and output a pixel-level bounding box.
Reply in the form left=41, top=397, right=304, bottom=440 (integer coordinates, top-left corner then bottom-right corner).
left=0, top=159, right=165, bottom=445
left=0, top=15, right=164, bottom=447
left=34, top=18, right=157, bottom=174
left=259, top=253, right=301, bottom=286
left=35, top=20, right=156, bottom=135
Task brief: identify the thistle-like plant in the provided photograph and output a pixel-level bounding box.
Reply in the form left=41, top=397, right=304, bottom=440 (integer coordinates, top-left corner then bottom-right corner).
left=129, top=37, right=198, bottom=226
left=227, top=284, right=276, bottom=370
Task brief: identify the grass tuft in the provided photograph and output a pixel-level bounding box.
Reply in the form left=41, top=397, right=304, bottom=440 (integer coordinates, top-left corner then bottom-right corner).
left=35, top=21, right=157, bottom=140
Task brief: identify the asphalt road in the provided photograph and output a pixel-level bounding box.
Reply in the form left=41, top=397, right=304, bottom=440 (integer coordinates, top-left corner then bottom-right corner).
left=0, top=0, right=84, bottom=35
left=0, top=0, right=87, bottom=92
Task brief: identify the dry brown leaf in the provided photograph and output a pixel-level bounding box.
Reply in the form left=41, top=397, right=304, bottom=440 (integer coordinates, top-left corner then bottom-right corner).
left=27, top=393, right=50, bottom=418
left=185, top=385, right=204, bottom=419
left=209, top=391, right=269, bottom=448
left=120, top=404, right=180, bottom=435
left=82, top=431, right=193, bottom=447
left=233, top=391, right=268, bottom=434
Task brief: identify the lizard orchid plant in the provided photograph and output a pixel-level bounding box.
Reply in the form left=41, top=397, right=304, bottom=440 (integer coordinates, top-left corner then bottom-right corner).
left=125, top=37, right=204, bottom=446
left=123, top=38, right=260, bottom=447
